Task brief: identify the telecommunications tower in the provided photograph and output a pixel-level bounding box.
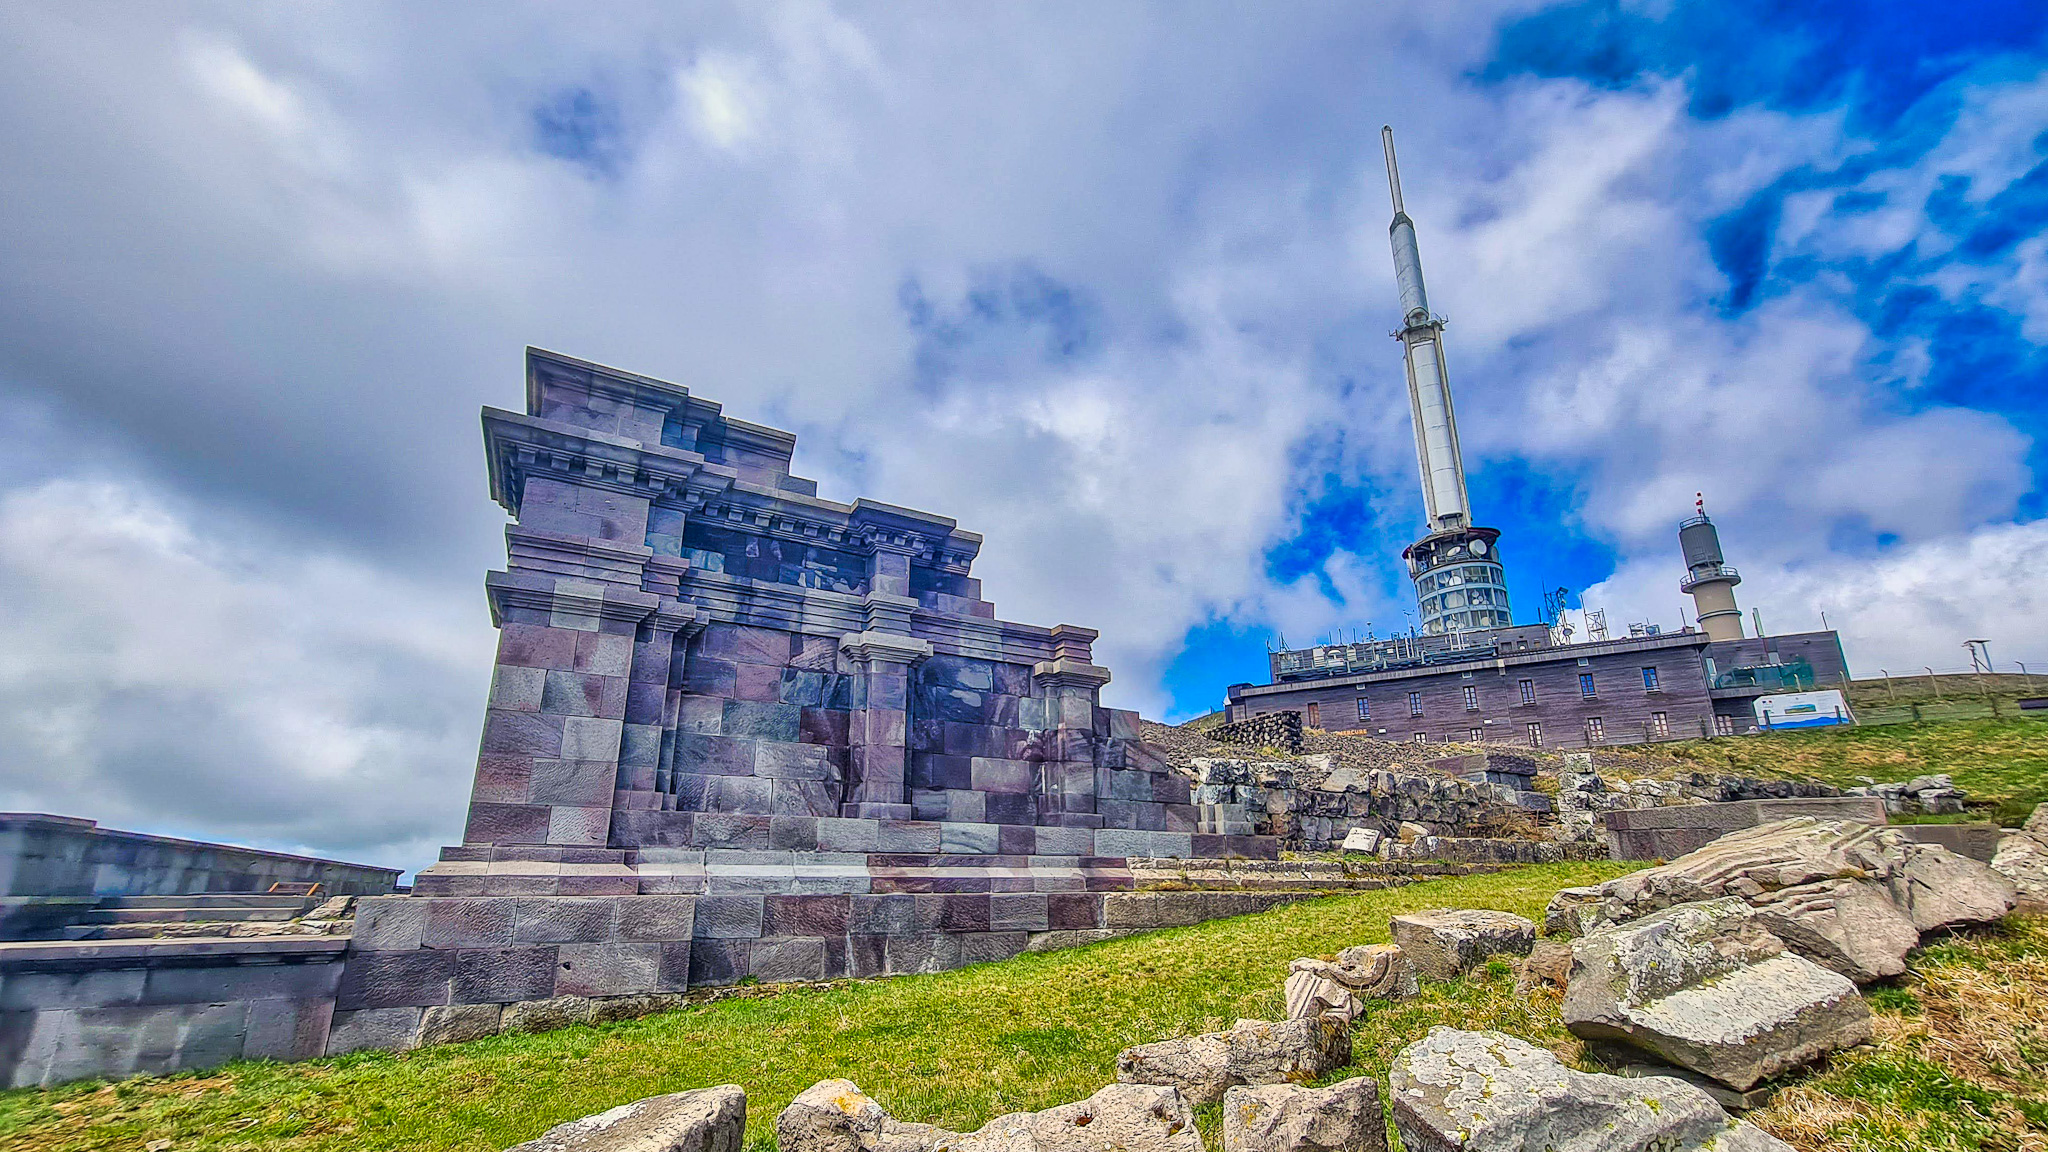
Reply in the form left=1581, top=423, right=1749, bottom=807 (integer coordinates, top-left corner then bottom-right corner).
left=1381, top=127, right=1512, bottom=635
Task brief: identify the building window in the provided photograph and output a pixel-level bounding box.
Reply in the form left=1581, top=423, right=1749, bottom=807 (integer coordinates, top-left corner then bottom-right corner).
left=1714, top=714, right=1736, bottom=737
left=1356, top=698, right=1370, bottom=721
left=1470, top=727, right=1484, bottom=743
left=1585, top=716, right=1606, bottom=743
left=1641, top=666, right=1661, bottom=691
left=1413, top=732, right=1427, bottom=744
left=1650, top=711, right=1669, bottom=738
left=1408, top=691, right=1423, bottom=717
left=1306, top=702, right=1320, bottom=728
left=1462, top=685, right=1479, bottom=710
left=1527, top=721, right=1543, bottom=747
left=1518, top=679, right=1536, bottom=704
left=1579, top=672, right=1597, bottom=698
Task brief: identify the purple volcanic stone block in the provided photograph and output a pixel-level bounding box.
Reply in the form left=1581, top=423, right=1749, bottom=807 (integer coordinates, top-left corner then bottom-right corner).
left=512, top=897, right=617, bottom=943
left=850, top=894, right=917, bottom=935
left=885, top=933, right=961, bottom=975
left=559, top=870, right=638, bottom=896
left=692, top=813, right=773, bottom=849
left=993, top=662, right=1032, bottom=696
left=791, top=635, right=838, bottom=671
left=480, top=710, right=566, bottom=757
left=799, top=707, right=849, bottom=746
left=473, top=756, right=534, bottom=804
left=466, top=803, right=553, bottom=846
left=920, top=754, right=972, bottom=790
left=673, top=773, right=773, bottom=813
left=423, top=899, right=516, bottom=949
left=908, top=717, right=944, bottom=753
left=945, top=790, right=987, bottom=824
left=959, top=932, right=1029, bottom=966
left=990, top=894, right=1050, bottom=931
left=530, top=760, right=616, bottom=807
left=688, top=939, right=752, bottom=986
left=768, top=816, right=820, bottom=851
left=780, top=670, right=828, bottom=708
left=876, top=820, right=941, bottom=853
left=454, top=946, right=559, bottom=1004
left=677, top=694, right=725, bottom=734
left=936, top=894, right=991, bottom=931
left=770, top=780, right=837, bottom=817
left=546, top=805, right=611, bottom=847
left=539, top=670, right=625, bottom=719
left=1047, top=894, right=1101, bottom=930
left=680, top=656, right=737, bottom=698
left=1226, top=835, right=1279, bottom=860
left=336, top=950, right=455, bottom=1011
left=815, top=818, right=880, bottom=853
left=619, top=724, right=662, bottom=769
left=491, top=665, right=547, bottom=712
left=573, top=632, right=636, bottom=677
left=750, top=937, right=828, bottom=983
left=499, top=624, right=578, bottom=670
left=658, top=941, right=692, bottom=991
left=700, top=624, right=793, bottom=667
left=612, top=897, right=696, bottom=942
left=1163, top=805, right=1199, bottom=833
left=612, top=810, right=694, bottom=847
left=984, top=793, right=1035, bottom=826
left=971, top=758, right=1033, bottom=794
left=940, top=823, right=1001, bottom=855
left=756, top=741, right=832, bottom=780
left=733, top=661, right=784, bottom=703
left=624, top=682, right=667, bottom=726
left=849, top=935, right=888, bottom=977
left=763, top=895, right=851, bottom=937
left=558, top=716, right=623, bottom=761
left=1034, top=826, right=1095, bottom=856
left=555, top=943, right=662, bottom=997
left=999, top=825, right=1036, bottom=855
left=910, top=790, right=948, bottom=822
left=1190, top=834, right=1228, bottom=858
left=672, top=733, right=757, bottom=777
left=723, top=701, right=801, bottom=742
left=691, top=895, right=765, bottom=939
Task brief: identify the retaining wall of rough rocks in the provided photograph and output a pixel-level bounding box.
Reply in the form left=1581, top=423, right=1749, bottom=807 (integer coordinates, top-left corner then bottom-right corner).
left=1205, top=712, right=1304, bottom=755
left=1187, top=758, right=1551, bottom=851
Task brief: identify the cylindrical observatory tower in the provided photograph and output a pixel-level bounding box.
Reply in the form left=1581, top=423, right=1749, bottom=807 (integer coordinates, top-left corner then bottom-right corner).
left=1382, top=127, right=1511, bottom=636
left=1679, top=495, right=1744, bottom=641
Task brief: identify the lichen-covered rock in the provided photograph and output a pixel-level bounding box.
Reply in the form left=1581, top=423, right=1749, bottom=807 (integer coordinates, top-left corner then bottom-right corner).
left=2027, top=802, right=2048, bottom=836
left=1282, top=945, right=1418, bottom=1020
left=1562, top=898, right=1872, bottom=1090
left=1993, top=831, right=2048, bottom=909
left=1117, top=1016, right=1350, bottom=1107
left=1282, top=967, right=1359, bottom=1023
left=776, top=1080, right=1204, bottom=1152
left=1388, top=1027, right=1791, bottom=1152
left=510, top=1085, right=745, bottom=1152
left=1542, top=817, right=2016, bottom=981
left=1388, top=909, right=1536, bottom=981
left=1513, top=937, right=1573, bottom=995
left=1221, top=1078, right=1385, bottom=1152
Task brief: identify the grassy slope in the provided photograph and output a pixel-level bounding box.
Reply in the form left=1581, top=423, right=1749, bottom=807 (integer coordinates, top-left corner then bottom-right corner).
left=1599, top=717, right=2048, bottom=825
left=5, top=864, right=2040, bottom=1152
left=0, top=865, right=1630, bottom=1152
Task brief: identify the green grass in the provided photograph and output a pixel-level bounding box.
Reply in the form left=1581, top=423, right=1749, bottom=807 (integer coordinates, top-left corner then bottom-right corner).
left=1598, top=716, right=2048, bottom=826
left=0, top=863, right=1632, bottom=1152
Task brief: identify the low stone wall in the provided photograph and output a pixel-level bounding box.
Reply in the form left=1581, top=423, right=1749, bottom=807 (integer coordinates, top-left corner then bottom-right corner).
left=0, top=936, right=346, bottom=1088
left=1205, top=712, right=1303, bottom=754
left=1187, top=759, right=1547, bottom=851
left=1602, top=797, right=1886, bottom=860
left=0, top=813, right=400, bottom=903
left=1893, top=822, right=2003, bottom=863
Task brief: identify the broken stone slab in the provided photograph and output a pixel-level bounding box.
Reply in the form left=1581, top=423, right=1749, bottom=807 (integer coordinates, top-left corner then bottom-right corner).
left=776, top=1080, right=1204, bottom=1152
left=1396, top=822, right=1430, bottom=844
left=1388, top=1027, right=1791, bottom=1152
left=1387, top=908, right=1536, bottom=981
left=1513, top=937, right=1573, bottom=996
left=508, top=1084, right=746, bottom=1152
left=1338, top=827, right=1381, bottom=855
left=1561, top=897, right=1873, bottom=1090
left=1992, top=830, right=2048, bottom=910
left=1283, top=944, right=1420, bottom=1019
left=1596, top=1051, right=1778, bottom=1113
left=1221, top=1078, right=1385, bottom=1152
left=1542, top=817, right=2016, bottom=980
left=1282, top=968, right=1360, bottom=1023
left=1117, top=1015, right=1351, bottom=1107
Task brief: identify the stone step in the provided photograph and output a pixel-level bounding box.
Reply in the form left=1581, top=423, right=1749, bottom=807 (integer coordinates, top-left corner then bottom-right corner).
left=77, top=906, right=305, bottom=925
left=97, top=894, right=314, bottom=910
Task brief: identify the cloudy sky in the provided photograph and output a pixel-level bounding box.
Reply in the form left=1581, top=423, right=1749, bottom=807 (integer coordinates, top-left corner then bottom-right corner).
left=2, top=2, right=2044, bottom=869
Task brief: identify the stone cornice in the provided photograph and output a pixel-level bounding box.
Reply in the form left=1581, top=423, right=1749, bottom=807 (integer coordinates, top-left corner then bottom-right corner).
left=839, top=630, right=934, bottom=666
left=1032, top=658, right=1113, bottom=691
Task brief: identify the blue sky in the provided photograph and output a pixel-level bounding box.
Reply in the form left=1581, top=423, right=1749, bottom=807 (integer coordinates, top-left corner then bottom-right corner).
left=0, top=2, right=2044, bottom=864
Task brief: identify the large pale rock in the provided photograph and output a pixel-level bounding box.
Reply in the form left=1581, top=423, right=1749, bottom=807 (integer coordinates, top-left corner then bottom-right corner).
left=777, top=1080, right=1204, bottom=1152
left=1992, top=831, right=2048, bottom=909
left=1282, top=945, right=1419, bottom=1020
left=1562, top=898, right=1872, bottom=1090
left=510, top=1085, right=746, bottom=1152
left=1542, top=817, right=2017, bottom=981
left=1339, top=827, right=1382, bottom=855
left=2026, top=802, right=2048, bottom=835
left=776, top=1080, right=952, bottom=1152
left=1388, top=1027, right=1791, bottom=1152
left=1117, top=1016, right=1350, bottom=1107
left=1221, top=1078, right=1385, bottom=1152
left=1388, top=909, right=1536, bottom=981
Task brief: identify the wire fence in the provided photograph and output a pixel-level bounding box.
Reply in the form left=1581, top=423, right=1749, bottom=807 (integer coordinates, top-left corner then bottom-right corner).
left=1842, top=665, right=2048, bottom=727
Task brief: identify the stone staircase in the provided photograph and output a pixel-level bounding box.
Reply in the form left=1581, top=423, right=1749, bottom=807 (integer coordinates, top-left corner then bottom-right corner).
left=65, top=894, right=322, bottom=939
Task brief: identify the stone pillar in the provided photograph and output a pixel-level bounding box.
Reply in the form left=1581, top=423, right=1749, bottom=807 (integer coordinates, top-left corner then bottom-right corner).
left=838, top=631, right=931, bottom=819
left=462, top=571, right=661, bottom=848
left=621, top=602, right=706, bottom=817
left=1031, top=625, right=1113, bottom=829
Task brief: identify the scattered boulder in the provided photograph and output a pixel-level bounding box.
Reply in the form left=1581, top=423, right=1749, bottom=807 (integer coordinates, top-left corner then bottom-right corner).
left=1513, top=937, right=1573, bottom=996
left=1847, top=774, right=1967, bottom=815
left=1388, top=909, right=1536, bottom=981
left=1542, top=817, right=2016, bottom=981
left=1561, top=898, right=1872, bottom=1090
left=1282, top=945, right=1418, bottom=1021
left=1388, top=1028, right=1790, bottom=1151
left=1338, top=827, right=1381, bottom=855
left=1992, top=829, right=2048, bottom=910
left=1221, top=1078, right=1385, bottom=1152
left=1396, top=822, right=1430, bottom=845
left=777, top=1080, right=1204, bottom=1152
left=509, top=1084, right=745, bottom=1152
left=1117, top=1016, right=1350, bottom=1107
